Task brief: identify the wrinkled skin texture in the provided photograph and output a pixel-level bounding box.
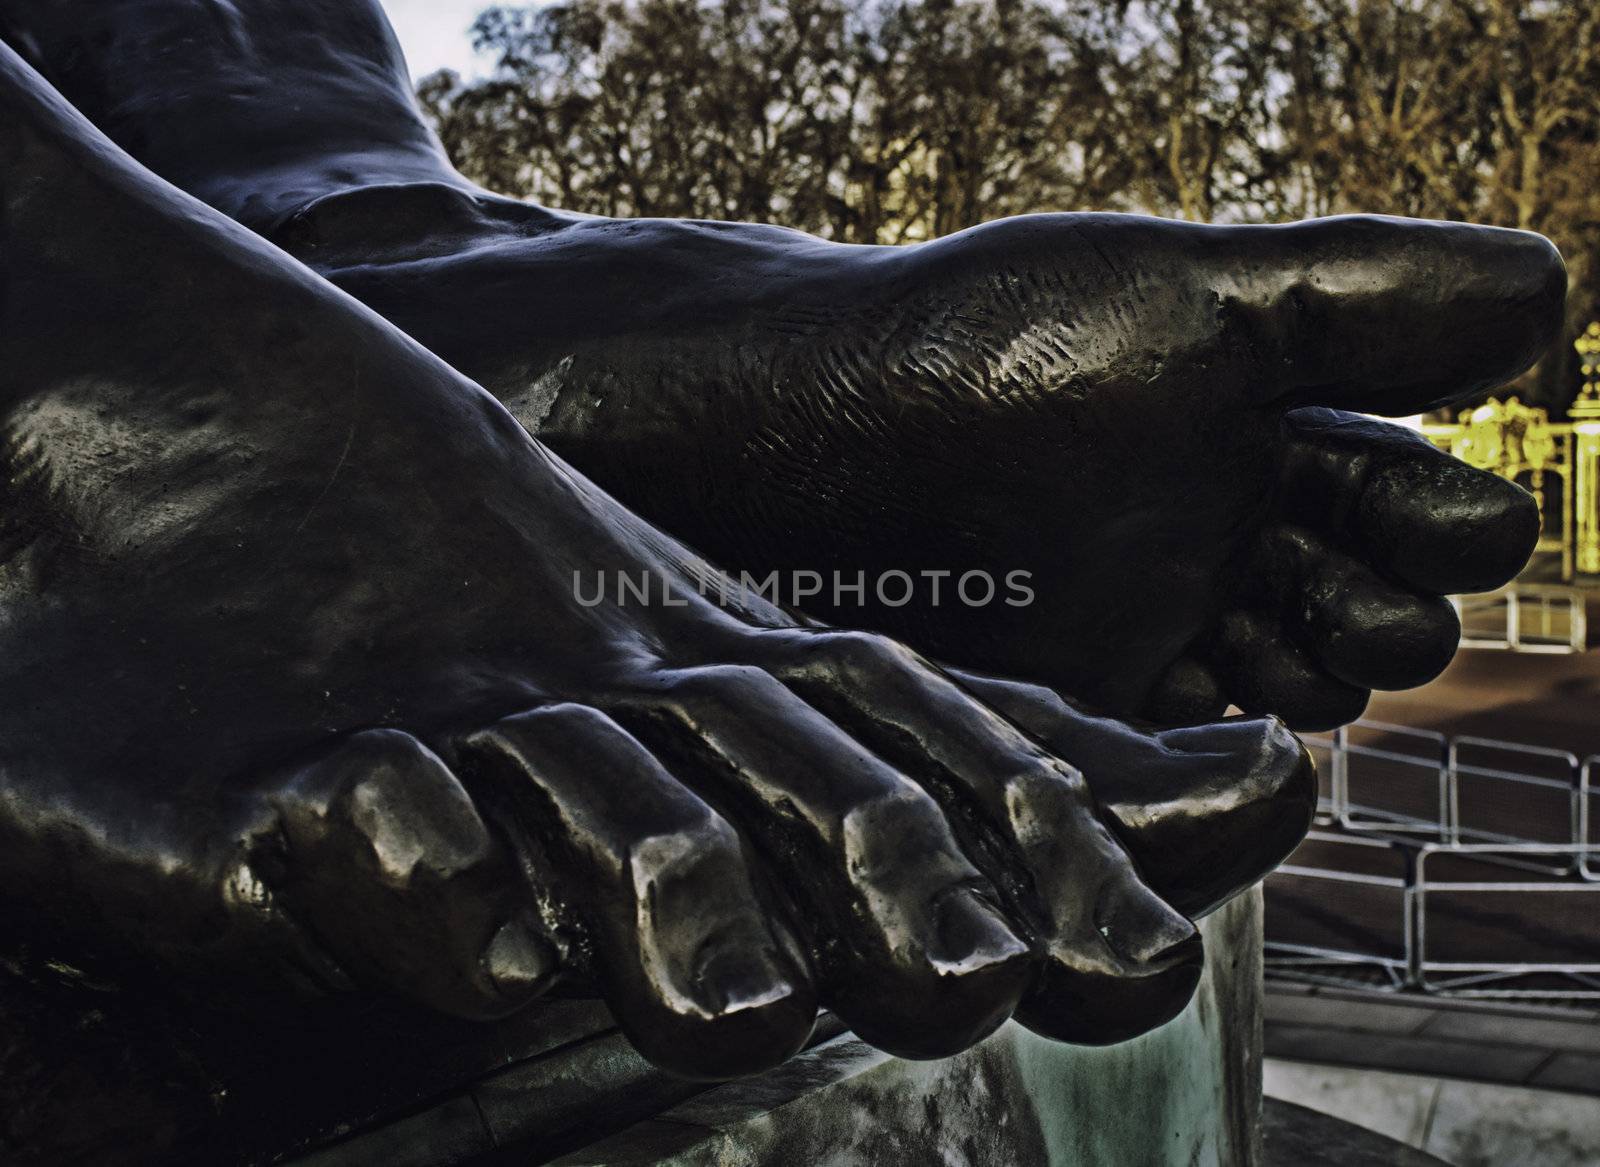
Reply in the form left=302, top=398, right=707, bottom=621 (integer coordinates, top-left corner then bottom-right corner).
left=0, top=0, right=1557, bottom=734
left=311, top=216, right=1551, bottom=731
left=0, top=42, right=1334, bottom=1091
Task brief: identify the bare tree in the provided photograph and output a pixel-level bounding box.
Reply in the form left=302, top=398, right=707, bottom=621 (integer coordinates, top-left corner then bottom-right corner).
left=419, top=0, right=1600, bottom=407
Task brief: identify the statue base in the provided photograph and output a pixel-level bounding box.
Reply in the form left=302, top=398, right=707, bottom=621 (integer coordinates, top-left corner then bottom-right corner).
left=1, top=890, right=1260, bottom=1165
left=295, top=889, right=1264, bottom=1167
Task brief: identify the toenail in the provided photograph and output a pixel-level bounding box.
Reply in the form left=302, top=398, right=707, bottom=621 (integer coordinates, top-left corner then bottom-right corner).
left=931, top=887, right=1031, bottom=973
left=692, top=945, right=801, bottom=1018
left=1095, top=885, right=1199, bottom=967
left=484, top=914, right=560, bottom=1000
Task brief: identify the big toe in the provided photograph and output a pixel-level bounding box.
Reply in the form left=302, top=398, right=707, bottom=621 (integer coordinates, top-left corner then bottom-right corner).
left=1101, top=717, right=1316, bottom=918
left=1016, top=871, right=1203, bottom=1046
left=1240, top=216, right=1566, bottom=416
left=938, top=669, right=1314, bottom=918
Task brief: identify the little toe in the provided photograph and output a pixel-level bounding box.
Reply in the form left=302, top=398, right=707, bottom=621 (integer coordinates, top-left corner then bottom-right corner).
left=456, top=705, right=816, bottom=1080
left=1210, top=610, right=1370, bottom=732
left=1285, top=408, right=1540, bottom=595
left=755, top=629, right=1206, bottom=1043
left=604, top=665, right=1033, bottom=1060
left=948, top=669, right=1315, bottom=919
left=265, top=728, right=559, bottom=1020
left=1261, top=523, right=1461, bottom=690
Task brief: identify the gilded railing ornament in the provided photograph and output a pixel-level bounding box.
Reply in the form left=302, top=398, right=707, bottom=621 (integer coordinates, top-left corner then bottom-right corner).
left=1570, top=323, right=1600, bottom=574
left=1454, top=396, right=1551, bottom=476
left=1422, top=322, right=1600, bottom=580
left=1574, top=321, right=1600, bottom=408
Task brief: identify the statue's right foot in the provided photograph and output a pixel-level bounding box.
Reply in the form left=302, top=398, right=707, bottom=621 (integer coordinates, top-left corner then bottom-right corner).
left=0, top=46, right=1314, bottom=1076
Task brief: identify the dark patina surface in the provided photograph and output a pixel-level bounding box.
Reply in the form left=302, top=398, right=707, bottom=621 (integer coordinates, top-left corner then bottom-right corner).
left=0, top=1, right=1566, bottom=1162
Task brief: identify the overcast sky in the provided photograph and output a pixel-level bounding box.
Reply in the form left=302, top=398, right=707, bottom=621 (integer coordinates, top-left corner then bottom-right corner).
left=384, top=0, right=502, bottom=79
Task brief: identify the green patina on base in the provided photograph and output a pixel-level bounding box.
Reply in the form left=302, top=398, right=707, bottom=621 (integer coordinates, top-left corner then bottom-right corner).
left=553, top=889, right=1264, bottom=1167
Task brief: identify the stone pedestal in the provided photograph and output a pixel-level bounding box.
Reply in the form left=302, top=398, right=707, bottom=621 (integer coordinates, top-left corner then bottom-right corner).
left=550, top=890, right=1262, bottom=1167
left=298, top=888, right=1264, bottom=1167
left=2, top=887, right=1260, bottom=1164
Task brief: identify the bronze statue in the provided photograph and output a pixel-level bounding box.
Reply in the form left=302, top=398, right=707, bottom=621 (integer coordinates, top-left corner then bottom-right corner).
left=0, top=30, right=1298, bottom=1078
left=0, top=0, right=1563, bottom=1161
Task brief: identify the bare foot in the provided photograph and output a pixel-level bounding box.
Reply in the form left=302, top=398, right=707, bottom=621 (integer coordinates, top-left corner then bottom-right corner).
left=0, top=44, right=1317, bottom=1078
left=332, top=209, right=1552, bottom=731
left=0, top=0, right=1320, bottom=893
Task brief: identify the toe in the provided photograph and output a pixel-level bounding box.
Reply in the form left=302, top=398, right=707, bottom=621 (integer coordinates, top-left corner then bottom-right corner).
left=945, top=670, right=1316, bottom=918
left=1219, top=215, right=1565, bottom=416
left=999, top=768, right=1206, bottom=1045
left=1015, top=869, right=1204, bottom=1046
left=1261, top=523, right=1461, bottom=690
left=457, top=705, right=816, bottom=1080
left=1118, top=718, right=1315, bottom=917
left=605, top=665, right=1032, bottom=1060
left=266, top=728, right=559, bottom=1019
left=1211, top=610, right=1370, bottom=731
left=1285, top=408, right=1541, bottom=595
left=757, top=630, right=1207, bottom=1043
left=1357, top=445, right=1540, bottom=596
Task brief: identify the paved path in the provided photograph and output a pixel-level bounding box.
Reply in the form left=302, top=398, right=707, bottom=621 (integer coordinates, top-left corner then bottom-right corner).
left=1265, top=985, right=1600, bottom=1164
left=1266, top=983, right=1600, bottom=1095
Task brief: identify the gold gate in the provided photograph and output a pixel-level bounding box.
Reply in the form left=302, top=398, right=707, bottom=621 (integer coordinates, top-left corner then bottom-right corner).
left=1421, top=322, right=1600, bottom=583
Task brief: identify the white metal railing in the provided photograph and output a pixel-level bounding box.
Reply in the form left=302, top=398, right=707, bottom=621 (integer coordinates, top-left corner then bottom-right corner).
left=1266, top=834, right=1600, bottom=999
left=1306, top=721, right=1590, bottom=871
left=1268, top=718, right=1600, bottom=1000
left=1451, top=583, right=1588, bottom=653
left=1414, top=844, right=1600, bottom=998
left=1266, top=831, right=1415, bottom=992
left=1315, top=720, right=1449, bottom=840
left=1583, top=755, right=1600, bottom=880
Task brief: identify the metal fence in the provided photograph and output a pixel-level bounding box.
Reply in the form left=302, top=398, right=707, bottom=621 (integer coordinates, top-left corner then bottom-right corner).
left=1308, top=720, right=1595, bottom=861
left=1451, top=584, right=1588, bottom=654
left=1267, top=833, right=1600, bottom=999
left=1266, top=719, right=1600, bottom=999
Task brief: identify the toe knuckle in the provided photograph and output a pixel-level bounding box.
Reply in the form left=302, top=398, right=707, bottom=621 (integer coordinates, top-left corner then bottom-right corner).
left=1003, top=758, right=1089, bottom=812
left=668, top=663, right=788, bottom=708
left=816, top=630, right=918, bottom=679
left=843, top=778, right=949, bottom=844
left=632, top=809, right=744, bottom=884
left=341, top=727, right=432, bottom=767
